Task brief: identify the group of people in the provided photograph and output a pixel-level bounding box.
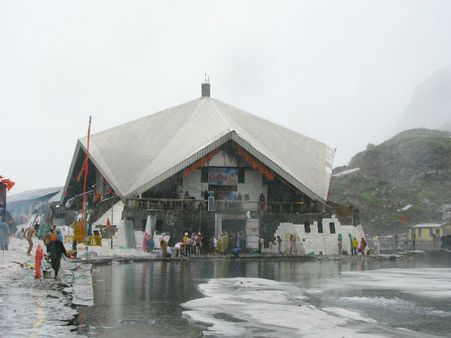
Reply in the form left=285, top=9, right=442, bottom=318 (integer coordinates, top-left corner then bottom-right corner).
left=26, top=223, right=68, bottom=279
left=337, top=233, right=367, bottom=255
left=142, top=230, right=249, bottom=258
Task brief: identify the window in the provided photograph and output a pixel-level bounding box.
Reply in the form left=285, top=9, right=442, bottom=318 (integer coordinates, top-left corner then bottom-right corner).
left=156, top=219, right=163, bottom=232
left=201, top=167, right=208, bottom=183
left=317, top=222, right=323, bottom=233
left=329, top=222, right=336, bottom=234
left=304, top=221, right=311, bottom=233
left=238, top=168, right=245, bottom=183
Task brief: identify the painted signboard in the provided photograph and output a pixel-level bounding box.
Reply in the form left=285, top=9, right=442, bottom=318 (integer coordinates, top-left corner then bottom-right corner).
left=208, top=168, right=239, bottom=186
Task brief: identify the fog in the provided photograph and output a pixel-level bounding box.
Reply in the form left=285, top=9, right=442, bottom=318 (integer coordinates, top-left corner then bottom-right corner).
left=1, top=0, right=451, bottom=193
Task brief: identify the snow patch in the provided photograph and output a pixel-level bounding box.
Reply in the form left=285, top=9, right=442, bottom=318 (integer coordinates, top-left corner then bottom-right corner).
left=332, top=168, right=360, bottom=177
left=182, top=278, right=385, bottom=337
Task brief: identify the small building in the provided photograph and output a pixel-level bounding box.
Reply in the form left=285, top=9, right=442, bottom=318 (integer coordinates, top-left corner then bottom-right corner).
left=62, top=83, right=343, bottom=250
left=408, top=223, right=443, bottom=243
left=7, top=187, right=62, bottom=225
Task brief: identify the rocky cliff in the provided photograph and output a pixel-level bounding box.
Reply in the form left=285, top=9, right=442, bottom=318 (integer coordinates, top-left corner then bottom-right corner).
left=329, top=129, right=451, bottom=232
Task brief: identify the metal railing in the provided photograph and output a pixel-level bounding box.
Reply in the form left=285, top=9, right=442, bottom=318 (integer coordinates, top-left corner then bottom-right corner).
left=124, top=198, right=317, bottom=213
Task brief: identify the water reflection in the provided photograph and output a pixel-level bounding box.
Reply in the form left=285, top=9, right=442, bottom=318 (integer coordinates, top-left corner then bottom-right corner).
left=80, top=256, right=451, bottom=338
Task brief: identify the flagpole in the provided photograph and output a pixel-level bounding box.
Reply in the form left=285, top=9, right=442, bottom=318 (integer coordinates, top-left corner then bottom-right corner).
left=81, top=116, right=92, bottom=241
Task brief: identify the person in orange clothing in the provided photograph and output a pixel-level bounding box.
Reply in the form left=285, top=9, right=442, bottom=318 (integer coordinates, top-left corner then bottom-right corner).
left=360, top=237, right=367, bottom=256
left=35, top=244, right=44, bottom=279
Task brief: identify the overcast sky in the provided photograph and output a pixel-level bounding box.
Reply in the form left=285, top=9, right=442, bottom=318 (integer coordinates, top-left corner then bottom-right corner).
left=1, top=0, right=451, bottom=194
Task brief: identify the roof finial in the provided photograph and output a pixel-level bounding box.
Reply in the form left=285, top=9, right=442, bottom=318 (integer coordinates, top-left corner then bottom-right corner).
left=201, top=75, right=211, bottom=97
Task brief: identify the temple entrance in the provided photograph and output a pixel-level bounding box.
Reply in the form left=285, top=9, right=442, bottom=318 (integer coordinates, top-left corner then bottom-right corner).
left=222, top=219, right=246, bottom=252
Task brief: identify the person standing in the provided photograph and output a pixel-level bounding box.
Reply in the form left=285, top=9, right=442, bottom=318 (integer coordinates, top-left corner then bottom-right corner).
left=142, top=232, right=149, bottom=252
left=218, top=233, right=224, bottom=255
left=258, top=235, right=264, bottom=254
left=223, top=232, right=229, bottom=254
left=352, top=237, right=359, bottom=255
left=35, top=244, right=44, bottom=279
left=277, top=235, right=282, bottom=254
left=160, top=239, right=168, bottom=258
left=337, top=233, right=343, bottom=255
left=289, top=234, right=295, bottom=255
left=148, top=234, right=155, bottom=252
left=360, top=237, right=367, bottom=256
left=25, top=225, right=36, bottom=256
left=182, top=232, right=189, bottom=257
left=373, top=235, right=380, bottom=255
left=0, top=216, right=10, bottom=251
left=259, top=193, right=266, bottom=212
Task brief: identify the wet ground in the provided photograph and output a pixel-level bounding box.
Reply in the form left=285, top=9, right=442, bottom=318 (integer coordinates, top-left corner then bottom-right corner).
left=79, top=253, right=451, bottom=337
left=0, top=260, right=80, bottom=338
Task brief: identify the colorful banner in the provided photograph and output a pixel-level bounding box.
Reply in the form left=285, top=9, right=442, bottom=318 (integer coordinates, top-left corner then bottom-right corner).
left=208, top=168, right=239, bottom=186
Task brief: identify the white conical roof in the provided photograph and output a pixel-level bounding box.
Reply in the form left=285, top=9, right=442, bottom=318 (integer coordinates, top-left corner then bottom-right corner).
left=67, top=97, right=335, bottom=202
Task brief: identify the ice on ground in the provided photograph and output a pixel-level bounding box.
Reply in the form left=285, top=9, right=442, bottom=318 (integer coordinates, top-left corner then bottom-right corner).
left=0, top=237, right=84, bottom=337
left=182, top=277, right=388, bottom=337
left=329, top=268, right=451, bottom=299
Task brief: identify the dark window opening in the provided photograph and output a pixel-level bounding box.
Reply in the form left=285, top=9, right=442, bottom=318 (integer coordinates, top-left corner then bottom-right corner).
left=141, top=219, right=146, bottom=232
left=329, top=222, right=336, bottom=234
left=156, top=219, right=163, bottom=232
left=201, top=167, right=208, bottom=183
left=238, top=168, right=245, bottom=183
left=317, top=222, right=323, bottom=233
left=304, top=221, right=311, bottom=233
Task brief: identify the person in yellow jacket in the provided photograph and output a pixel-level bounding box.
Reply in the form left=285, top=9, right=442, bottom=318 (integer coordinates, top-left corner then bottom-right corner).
left=352, top=237, right=359, bottom=255
left=217, top=234, right=224, bottom=255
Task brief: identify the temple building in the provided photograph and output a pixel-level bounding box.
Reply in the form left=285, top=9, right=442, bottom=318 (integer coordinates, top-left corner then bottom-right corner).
left=62, top=83, right=338, bottom=249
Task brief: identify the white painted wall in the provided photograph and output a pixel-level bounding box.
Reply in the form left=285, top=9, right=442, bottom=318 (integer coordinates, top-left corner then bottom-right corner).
left=269, top=215, right=367, bottom=255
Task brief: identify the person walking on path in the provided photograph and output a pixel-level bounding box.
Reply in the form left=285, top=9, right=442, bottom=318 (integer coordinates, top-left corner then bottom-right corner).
left=25, top=225, right=36, bottom=255
left=47, top=234, right=67, bottom=279
left=337, top=233, right=343, bottom=255
left=0, top=216, right=10, bottom=251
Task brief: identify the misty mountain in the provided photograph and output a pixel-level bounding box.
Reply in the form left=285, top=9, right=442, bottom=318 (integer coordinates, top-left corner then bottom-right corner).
left=399, top=68, right=451, bottom=131
left=329, top=129, right=451, bottom=232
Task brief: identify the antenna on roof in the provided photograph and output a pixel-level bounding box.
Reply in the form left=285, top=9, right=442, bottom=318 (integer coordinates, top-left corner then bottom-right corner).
left=201, top=74, right=211, bottom=97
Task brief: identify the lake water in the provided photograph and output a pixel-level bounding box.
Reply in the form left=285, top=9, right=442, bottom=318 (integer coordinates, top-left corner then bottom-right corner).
left=79, top=254, right=451, bottom=337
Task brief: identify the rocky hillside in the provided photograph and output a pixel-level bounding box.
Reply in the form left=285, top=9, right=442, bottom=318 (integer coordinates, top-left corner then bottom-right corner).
left=329, top=129, right=451, bottom=232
